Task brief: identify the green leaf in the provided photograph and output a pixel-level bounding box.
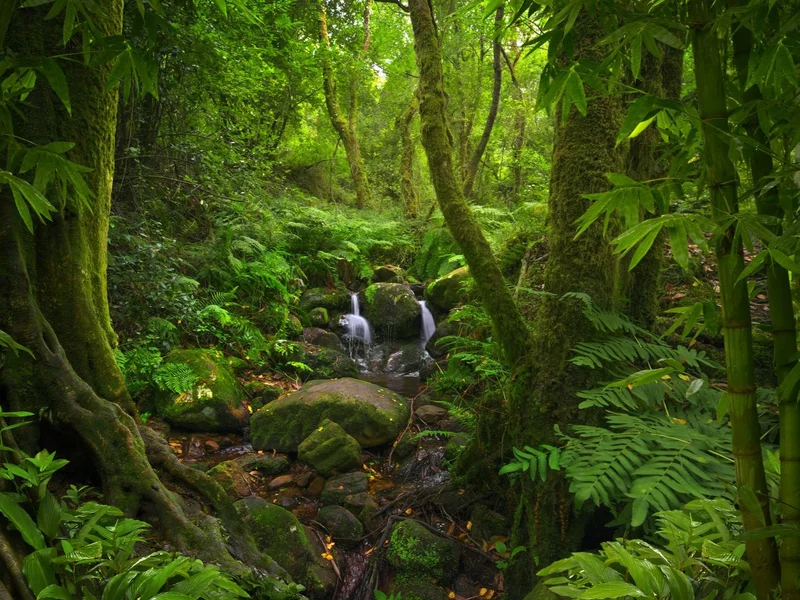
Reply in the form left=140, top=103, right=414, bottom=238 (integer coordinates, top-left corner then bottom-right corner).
left=629, top=116, right=655, bottom=139
left=0, top=492, right=45, bottom=549
left=578, top=581, right=646, bottom=598
left=37, top=584, right=73, bottom=600
left=628, top=225, right=661, bottom=270
left=631, top=496, right=648, bottom=527
left=738, top=485, right=766, bottom=527
left=668, top=222, right=689, bottom=270
left=213, top=0, right=227, bottom=17
left=735, top=250, right=768, bottom=285
left=630, top=34, right=642, bottom=80
left=770, top=249, right=800, bottom=275
left=737, top=524, right=800, bottom=541
left=36, top=59, right=71, bottom=115
left=37, top=491, right=62, bottom=539
left=617, top=95, right=656, bottom=146
left=566, top=72, right=587, bottom=116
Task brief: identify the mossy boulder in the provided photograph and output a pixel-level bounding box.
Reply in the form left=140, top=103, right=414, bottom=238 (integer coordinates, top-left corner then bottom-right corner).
left=235, top=453, right=289, bottom=475
left=298, top=419, right=361, bottom=475
left=425, top=266, right=472, bottom=312
left=243, top=381, right=282, bottom=410
left=285, top=314, right=303, bottom=338
left=343, top=492, right=379, bottom=524
left=388, top=520, right=460, bottom=583
left=309, top=307, right=329, bottom=328
left=320, top=471, right=369, bottom=505
left=235, top=497, right=331, bottom=598
left=425, top=320, right=457, bottom=359
left=373, top=265, right=407, bottom=283
left=300, top=285, right=351, bottom=313
left=317, top=505, right=364, bottom=546
left=469, top=505, right=506, bottom=542
left=250, top=378, right=408, bottom=451
left=391, top=572, right=448, bottom=600
left=154, top=349, right=247, bottom=433
left=300, top=344, right=358, bottom=380
left=302, top=328, right=344, bottom=352
left=362, top=283, right=421, bottom=341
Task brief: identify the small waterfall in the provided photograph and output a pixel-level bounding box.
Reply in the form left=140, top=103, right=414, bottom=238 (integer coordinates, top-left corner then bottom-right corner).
left=419, top=300, right=436, bottom=346
left=343, top=293, right=373, bottom=365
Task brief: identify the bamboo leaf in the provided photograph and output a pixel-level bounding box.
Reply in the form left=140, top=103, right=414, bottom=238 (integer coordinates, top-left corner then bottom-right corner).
left=0, top=493, right=45, bottom=549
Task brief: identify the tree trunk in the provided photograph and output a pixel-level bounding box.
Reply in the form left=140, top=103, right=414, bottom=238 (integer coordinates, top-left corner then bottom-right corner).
left=462, top=6, right=503, bottom=198
left=397, top=89, right=421, bottom=217
left=318, top=0, right=372, bottom=208
left=624, top=46, right=683, bottom=329
left=407, top=0, right=531, bottom=368
left=730, top=9, right=799, bottom=597
left=0, top=6, right=281, bottom=578
left=690, top=1, right=780, bottom=595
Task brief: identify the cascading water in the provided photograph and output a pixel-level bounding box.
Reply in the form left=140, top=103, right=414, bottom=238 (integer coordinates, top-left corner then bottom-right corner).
left=419, top=300, right=436, bottom=346
left=343, top=293, right=373, bottom=364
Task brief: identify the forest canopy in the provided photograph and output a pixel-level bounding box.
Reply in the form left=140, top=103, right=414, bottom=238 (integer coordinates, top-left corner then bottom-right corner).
left=1, top=0, right=800, bottom=600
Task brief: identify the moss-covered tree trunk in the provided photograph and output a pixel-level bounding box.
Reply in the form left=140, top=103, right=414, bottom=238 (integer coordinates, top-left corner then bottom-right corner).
left=318, top=0, right=372, bottom=209
left=397, top=89, right=420, bottom=218
left=690, top=0, right=780, bottom=595
left=407, top=0, right=531, bottom=368
left=0, top=6, right=280, bottom=578
left=461, top=5, right=503, bottom=198
left=624, top=46, right=683, bottom=329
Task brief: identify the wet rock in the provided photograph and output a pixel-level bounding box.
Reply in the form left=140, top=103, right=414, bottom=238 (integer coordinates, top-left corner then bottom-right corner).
left=425, top=266, right=472, bottom=312
left=274, top=486, right=304, bottom=509
left=469, top=504, right=506, bottom=542
left=300, top=285, right=351, bottom=313
left=208, top=460, right=251, bottom=498
left=203, top=439, right=220, bottom=453
left=320, top=472, right=368, bottom=506
left=393, top=431, right=418, bottom=460
left=251, top=378, right=409, bottom=451
left=235, top=453, right=290, bottom=475
left=453, top=574, right=479, bottom=598
left=396, top=446, right=450, bottom=491
left=295, top=471, right=314, bottom=488
left=302, top=327, right=343, bottom=351
left=343, top=492, right=379, bottom=524
left=317, top=505, right=364, bottom=546
left=415, top=405, right=448, bottom=424
left=307, top=476, right=326, bottom=497
left=425, top=320, right=457, bottom=359
left=235, top=497, right=333, bottom=599
left=309, top=307, right=329, bottom=328
left=362, top=283, right=421, bottom=341
left=153, top=349, right=247, bottom=433
left=391, top=573, right=448, bottom=600
left=439, top=417, right=469, bottom=433
left=386, top=343, right=428, bottom=375
left=286, top=314, right=304, bottom=338
left=388, top=520, right=460, bottom=584
left=268, top=474, right=294, bottom=490
left=373, top=265, right=406, bottom=283
left=186, top=438, right=205, bottom=459
left=298, top=419, right=361, bottom=476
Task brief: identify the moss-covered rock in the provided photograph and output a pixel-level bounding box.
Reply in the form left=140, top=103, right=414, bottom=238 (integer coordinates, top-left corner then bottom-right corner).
left=300, top=285, right=351, bottom=313
left=153, top=349, right=247, bottom=433
left=317, top=505, right=364, bottom=546
left=235, top=497, right=331, bottom=598
left=388, top=520, right=460, bottom=583
left=309, top=307, right=329, bottom=328
left=425, top=266, right=472, bottom=312
left=208, top=460, right=251, bottom=498
left=243, top=381, right=283, bottom=410
left=373, top=265, right=407, bottom=283
left=235, top=453, right=289, bottom=475
left=363, top=283, right=421, bottom=341
left=302, top=328, right=344, bottom=352
left=285, top=314, right=303, bottom=338
left=343, top=492, right=378, bottom=524
left=469, top=504, right=506, bottom=542
left=425, top=320, right=457, bottom=359
left=320, top=471, right=369, bottom=505
left=300, top=344, right=358, bottom=380
left=391, top=572, right=448, bottom=600
left=250, top=378, right=408, bottom=451
left=298, top=419, right=361, bottom=475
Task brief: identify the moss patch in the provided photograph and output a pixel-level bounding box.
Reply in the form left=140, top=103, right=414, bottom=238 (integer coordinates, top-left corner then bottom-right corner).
left=298, top=419, right=361, bottom=475
left=387, top=520, right=460, bottom=583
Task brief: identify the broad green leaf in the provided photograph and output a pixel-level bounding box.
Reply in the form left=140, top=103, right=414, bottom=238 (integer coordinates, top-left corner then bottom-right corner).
left=578, top=581, right=646, bottom=598
left=738, top=485, right=766, bottom=527
left=566, top=72, right=587, bottom=116
left=735, top=250, right=768, bottom=285
left=617, top=95, right=656, bottom=146
left=629, top=116, right=655, bottom=139
left=738, top=524, right=800, bottom=541
left=0, top=492, right=45, bottom=549
left=36, top=58, right=71, bottom=115
left=770, top=249, right=800, bottom=275
left=631, top=496, right=648, bottom=527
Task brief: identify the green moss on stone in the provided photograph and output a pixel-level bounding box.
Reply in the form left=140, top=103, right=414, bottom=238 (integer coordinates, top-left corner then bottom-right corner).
left=298, top=419, right=361, bottom=475
left=387, top=520, right=460, bottom=583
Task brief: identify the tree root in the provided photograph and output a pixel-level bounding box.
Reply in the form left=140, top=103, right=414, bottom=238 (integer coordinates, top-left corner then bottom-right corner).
left=0, top=530, right=34, bottom=600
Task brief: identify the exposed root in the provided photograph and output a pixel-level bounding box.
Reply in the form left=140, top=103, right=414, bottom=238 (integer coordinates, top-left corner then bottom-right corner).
left=0, top=530, right=34, bottom=600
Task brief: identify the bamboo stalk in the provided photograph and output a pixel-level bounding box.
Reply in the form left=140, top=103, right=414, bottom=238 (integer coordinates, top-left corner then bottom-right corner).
left=730, top=10, right=800, bottom=596
left=689, top=1, right=781, bottom=596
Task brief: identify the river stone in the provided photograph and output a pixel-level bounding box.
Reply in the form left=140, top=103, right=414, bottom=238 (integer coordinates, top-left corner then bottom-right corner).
left=388, top=519, right=461, bottom=583
left=425, top=266, right=472, bottom=312
left=301, top=344, right=358, bottom=380
left=320, top=471, right=369, bottom=505
left=386, top=343, right=428, bottom=375
left=343, top=492, right=379, bottom=524
left=373, top=265, right=406, bottom=283
left=302, top=327, right=343, bottom=351
left=235, top=453, right=289, bottom=475
left=250, top=378, right=409, bottom=451
left=243, top=381, right=282, bottom=410
left=318, top=505, right=364, bottom=546
left=309, top=307, right=329, bottom=328
left=362, top=283, right=421, bottom=341
left=207, top=460, right=252, bottom=498
left=298, top=419, right=361, bottom=476
left=425, top=320, right=456, bottom=359
left=300, top=285, right=351, bottom=313
left=235, top=497, right=331, bottom=599
left=153, top=349, right=247, bottom=433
